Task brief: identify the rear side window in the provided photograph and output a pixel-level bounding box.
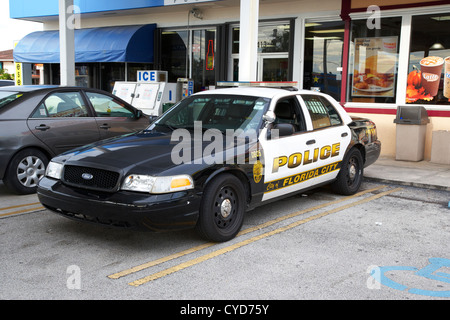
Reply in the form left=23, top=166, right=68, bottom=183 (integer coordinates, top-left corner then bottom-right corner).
left=30, top=91, right=89, bottom=118
left=301, top=95, right=342, bottom=129
left=0, top=91, right=23, bottom=110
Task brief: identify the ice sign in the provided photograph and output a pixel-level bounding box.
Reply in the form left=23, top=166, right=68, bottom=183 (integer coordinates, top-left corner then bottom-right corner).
left=137, top=70, right=168, bottom=83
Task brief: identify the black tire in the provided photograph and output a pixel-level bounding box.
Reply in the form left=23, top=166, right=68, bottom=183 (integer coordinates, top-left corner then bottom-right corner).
left=3, top=148, right=49, bottom=195
left=196, top=173, right=246, bottom=242
left=331, top=148, right=363, bottom=195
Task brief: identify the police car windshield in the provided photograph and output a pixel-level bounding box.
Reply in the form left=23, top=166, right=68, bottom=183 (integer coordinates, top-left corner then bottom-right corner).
left=154, top=94, right=270, bottom=132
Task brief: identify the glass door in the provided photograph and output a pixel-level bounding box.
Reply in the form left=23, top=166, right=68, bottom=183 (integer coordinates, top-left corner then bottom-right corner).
left=303, top=21, right=345, bottom=101
left=229, top=21, right=291, bottom=82
left=259, top=54, right=289, bottom=81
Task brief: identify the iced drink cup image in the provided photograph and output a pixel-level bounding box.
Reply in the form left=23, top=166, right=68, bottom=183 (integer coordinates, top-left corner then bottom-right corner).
left=444, top=56, right=450, bottom=98
left=420, top=56, right=444, bottom=97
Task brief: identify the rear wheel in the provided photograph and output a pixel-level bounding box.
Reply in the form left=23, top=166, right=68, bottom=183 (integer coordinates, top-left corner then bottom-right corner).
left=3, top=148, right=49, bottom=194
left=196, top=174, right=246, bottom=242
left=331, top=148, right=363, bottom=195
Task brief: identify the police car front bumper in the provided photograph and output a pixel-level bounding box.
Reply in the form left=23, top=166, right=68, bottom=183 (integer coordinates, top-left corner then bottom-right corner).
left=37, top=177, right=201, bottom=232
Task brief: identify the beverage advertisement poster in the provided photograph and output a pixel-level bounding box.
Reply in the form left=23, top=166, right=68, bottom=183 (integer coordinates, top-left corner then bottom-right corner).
left=352, top=36, right=398, bottom=98
left=406, top=55, right=450, bottom=104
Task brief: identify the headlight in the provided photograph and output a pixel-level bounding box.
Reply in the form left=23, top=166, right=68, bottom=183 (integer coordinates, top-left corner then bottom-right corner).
left=121, top=174, right=194, bottom=194
left=45, top=161, right=64, bottom=180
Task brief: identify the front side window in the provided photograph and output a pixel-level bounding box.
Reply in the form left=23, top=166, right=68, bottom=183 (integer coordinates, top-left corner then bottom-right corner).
left=31, top=91, right=88, bottom=118
left=273, top=97, right=306, bottom=132
left=347, top=17, right=402, bottom=104
left=86, top=92, right=134, bottom=118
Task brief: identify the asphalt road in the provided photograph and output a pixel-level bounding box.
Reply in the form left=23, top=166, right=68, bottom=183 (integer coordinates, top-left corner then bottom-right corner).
left=1, top=180, right=449, bottom=304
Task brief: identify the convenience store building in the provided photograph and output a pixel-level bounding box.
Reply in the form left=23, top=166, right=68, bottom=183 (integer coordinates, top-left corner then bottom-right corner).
left=10, top=0, right=450, bottom=160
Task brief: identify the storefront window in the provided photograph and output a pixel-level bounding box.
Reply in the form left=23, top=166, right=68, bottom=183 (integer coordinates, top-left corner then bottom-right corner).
left=161, top=29, right=216, bottom=93
left=192, top=29, right=216, bottom=92
left=406, top=13, right=450, bottom=105
left=101, top=63, right=125, bottom=92
left=303, top=21, right=345, bottom=101
left=232, top=24, right=290, bottom=54
left=127, top=63, right=153, bottom=82
left=161, top=30, right=189, bottom=83
left=347, top=17, right=401, bottom=104
left=231, top=22, right=291, bottom=81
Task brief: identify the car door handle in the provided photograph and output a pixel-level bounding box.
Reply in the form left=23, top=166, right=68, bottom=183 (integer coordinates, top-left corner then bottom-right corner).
left=306, top=139, right=316, bottom=145
left=35, top=124, right=50, bottom=131
left=341, top=132, right=348, bottom=137
left=99, top=124, right=111, bottom=130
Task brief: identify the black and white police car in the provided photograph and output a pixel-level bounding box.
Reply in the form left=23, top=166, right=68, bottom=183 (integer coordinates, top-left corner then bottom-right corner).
left=37, top=82, right=381, bottom=242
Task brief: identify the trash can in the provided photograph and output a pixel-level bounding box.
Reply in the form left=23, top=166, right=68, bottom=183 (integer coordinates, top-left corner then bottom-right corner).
left=394, top=105, right=429, bottom=161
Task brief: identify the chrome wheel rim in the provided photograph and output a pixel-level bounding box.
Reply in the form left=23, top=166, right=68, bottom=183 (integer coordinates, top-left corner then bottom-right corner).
left=17, top=156, right=46, bottom=187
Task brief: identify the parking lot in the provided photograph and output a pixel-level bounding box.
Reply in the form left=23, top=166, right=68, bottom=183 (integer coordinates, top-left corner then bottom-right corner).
left=1, top=180, right=449, bottom=303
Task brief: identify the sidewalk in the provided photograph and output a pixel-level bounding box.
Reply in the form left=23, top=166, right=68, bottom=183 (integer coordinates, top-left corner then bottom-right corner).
left=363, top=156, right=450, bottom=192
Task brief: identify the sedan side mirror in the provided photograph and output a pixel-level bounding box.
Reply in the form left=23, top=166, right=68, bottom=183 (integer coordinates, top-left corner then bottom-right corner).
left=135, top=109, right=143, bottom=119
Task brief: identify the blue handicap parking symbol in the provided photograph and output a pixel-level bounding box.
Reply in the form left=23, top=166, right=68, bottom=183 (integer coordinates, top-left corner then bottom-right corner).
left=370, top=258, right=450, bottom=298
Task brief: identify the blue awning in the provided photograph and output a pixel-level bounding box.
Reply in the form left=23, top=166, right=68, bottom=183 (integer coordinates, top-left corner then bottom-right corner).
left=13, top=24, right=156, bottom=63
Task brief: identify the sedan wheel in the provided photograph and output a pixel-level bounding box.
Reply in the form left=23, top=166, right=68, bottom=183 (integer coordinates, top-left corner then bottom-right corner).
left=331, top=148, right=363, bottom=195
left=17, top=155, right=46, bottom=188
left=196, top=174, right=246, bottom=242
left=4, top=149, right=49, bottom=194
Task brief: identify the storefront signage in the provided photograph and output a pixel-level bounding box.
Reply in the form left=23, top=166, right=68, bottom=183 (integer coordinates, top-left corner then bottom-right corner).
left=15, top=62, right=23, bottom=86
left=138, top=70, right=158, bottom=82
left=406, top=56, right=450, bottom=104
left=351, top=36, right=398, bottom=98
left=137, top=70, right=168, bottom=83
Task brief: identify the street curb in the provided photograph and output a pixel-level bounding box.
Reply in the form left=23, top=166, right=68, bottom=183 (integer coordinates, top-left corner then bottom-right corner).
left=364, top=175, right=450, bottom=192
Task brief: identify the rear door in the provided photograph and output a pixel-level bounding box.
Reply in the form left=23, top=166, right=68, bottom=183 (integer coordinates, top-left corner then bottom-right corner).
left=296, top=93, right=351, bottom=185
left=259, top=93, right=351, bottom=201
left=27, top=90, right=101, bottom=155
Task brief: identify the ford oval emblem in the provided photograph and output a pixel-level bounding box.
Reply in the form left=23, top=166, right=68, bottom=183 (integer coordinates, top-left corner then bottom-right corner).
left=82, top=173, right=93, bottom=180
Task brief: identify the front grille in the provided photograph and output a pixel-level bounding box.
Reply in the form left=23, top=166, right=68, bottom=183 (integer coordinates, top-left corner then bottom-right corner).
left=63, top=165, right=120, bottom=191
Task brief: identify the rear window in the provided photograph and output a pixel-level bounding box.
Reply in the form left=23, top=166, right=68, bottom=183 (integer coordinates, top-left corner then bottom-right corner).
left=0, top=91, right=23, bottom=110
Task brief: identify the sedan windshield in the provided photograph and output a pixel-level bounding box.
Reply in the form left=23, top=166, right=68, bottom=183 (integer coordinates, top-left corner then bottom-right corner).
left=152, top=94, right=270, bottom=133
left=0, top=91, right=23, bottom=110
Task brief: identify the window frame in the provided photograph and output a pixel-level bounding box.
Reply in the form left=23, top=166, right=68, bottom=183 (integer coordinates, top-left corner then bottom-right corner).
left=30, top=90, right=90, bottom=118
left=300, top=94, right=343, bottom=130
left=344, top=5, right=450, bottom=113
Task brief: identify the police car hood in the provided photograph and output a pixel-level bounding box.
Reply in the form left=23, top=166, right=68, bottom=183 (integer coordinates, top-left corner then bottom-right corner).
left=61, top=131, right=254, bottom=175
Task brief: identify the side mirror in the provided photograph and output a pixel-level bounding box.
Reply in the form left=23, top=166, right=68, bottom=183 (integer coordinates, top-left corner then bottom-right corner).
left=263, top=110, right=276, bottom=124
left=135, top=109, right=142, bottom=119
left=273, top=123, right=295, bottom=137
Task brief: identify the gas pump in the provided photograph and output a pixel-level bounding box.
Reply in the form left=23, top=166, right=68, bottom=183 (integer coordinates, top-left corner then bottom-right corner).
left=176, top=78, right=194, bottom=101
left=112, top=70, right=177, bottom=116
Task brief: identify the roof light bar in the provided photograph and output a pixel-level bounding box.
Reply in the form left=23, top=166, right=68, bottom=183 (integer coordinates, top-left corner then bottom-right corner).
left=216, top=81, right=298, bottom=88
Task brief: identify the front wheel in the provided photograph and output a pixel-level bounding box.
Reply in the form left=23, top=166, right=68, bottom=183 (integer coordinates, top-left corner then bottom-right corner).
left=196, top=174, right=246, bottom=242
left=331, top=148, right=364, bottom=195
